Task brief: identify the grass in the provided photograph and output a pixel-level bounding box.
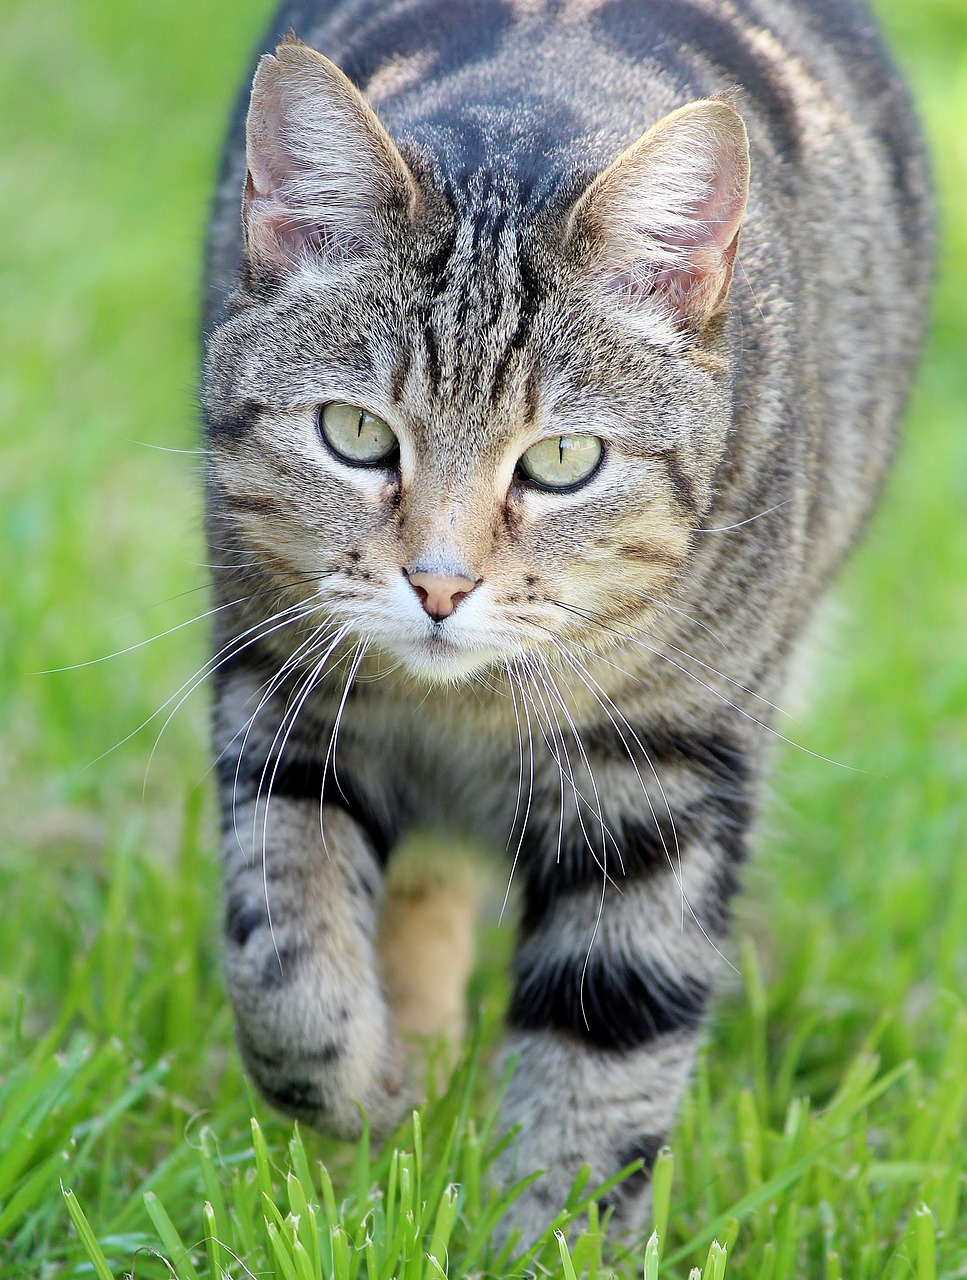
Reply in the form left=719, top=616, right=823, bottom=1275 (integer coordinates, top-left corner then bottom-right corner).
left=1, top=0, right=965, bottom=1274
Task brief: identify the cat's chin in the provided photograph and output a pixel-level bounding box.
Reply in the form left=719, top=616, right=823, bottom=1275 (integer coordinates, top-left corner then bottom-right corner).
left=380, top=636, right=502, bottom=687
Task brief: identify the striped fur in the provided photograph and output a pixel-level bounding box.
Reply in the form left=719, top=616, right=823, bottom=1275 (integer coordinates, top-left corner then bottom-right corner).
left=202, top=0, right=931, bottom=1241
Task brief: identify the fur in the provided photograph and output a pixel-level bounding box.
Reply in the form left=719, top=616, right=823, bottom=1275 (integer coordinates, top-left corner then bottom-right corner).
left=202, top=0, right=931, bottom=1240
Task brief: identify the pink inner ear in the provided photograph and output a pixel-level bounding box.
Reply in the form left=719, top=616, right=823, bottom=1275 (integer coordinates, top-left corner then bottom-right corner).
left=258, top=208, right=335, bottom=266
left=651, top=234, right=740, bottom=319
left=606, top=224, right=741, bottom=319
left=250, top=200, right=368, bottom=268
left=643, top=166, right=745, bottom=320
left=581, top=102, right=750, bottom=327
left=243, top=168, right=373, bottom=271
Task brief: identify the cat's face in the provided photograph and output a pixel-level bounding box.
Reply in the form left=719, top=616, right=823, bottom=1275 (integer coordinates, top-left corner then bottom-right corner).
left=204, top=41, right=747, bottom=686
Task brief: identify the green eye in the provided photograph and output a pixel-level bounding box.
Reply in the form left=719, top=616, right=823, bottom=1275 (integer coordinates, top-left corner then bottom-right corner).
left=518, top=435, right=603, bottom=491
left=319, top=402, right=398, bottom=466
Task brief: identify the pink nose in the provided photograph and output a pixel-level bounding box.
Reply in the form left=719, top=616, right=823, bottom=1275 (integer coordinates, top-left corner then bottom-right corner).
left=406, top=569, right=479, bottom=621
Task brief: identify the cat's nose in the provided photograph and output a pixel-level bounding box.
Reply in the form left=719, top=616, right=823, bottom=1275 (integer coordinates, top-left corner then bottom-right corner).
left=405, top=568, right=479, bottom=621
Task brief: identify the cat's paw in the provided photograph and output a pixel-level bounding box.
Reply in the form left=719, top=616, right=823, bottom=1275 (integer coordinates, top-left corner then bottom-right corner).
left=493, top=1141, right=654, bottom=1251
left=225, top=919, right=408, bottom=1137
left=236, top=1020, right=407, bottom=1137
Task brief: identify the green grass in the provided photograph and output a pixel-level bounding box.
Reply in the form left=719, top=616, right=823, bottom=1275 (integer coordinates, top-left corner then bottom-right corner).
left=1, top=0, right=966, bottom=1274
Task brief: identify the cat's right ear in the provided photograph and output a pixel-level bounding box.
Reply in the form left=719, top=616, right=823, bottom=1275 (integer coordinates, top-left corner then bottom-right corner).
left=242, top=38, right=419, bottom=274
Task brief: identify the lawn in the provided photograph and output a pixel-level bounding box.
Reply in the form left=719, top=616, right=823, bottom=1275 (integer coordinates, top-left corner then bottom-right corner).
left=1, top=0, right=965, bottom=1275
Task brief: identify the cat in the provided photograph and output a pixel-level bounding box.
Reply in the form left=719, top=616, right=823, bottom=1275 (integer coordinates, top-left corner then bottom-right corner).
left=202, top=0, right=932, bottom=1241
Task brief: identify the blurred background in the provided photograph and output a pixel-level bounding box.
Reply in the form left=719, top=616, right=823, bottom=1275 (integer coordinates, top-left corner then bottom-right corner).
left=0, top=0, right=965, bottom=1273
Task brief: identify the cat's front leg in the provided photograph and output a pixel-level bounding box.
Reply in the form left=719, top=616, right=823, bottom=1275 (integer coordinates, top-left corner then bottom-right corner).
left=215, top=670, right=406, bottom=1137
left=221, top=797, right=405, bottom=1136
left=497, top=732, right=750, bottom=1238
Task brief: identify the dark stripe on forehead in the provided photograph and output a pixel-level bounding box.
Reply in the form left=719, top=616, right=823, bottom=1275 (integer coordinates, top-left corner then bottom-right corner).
left=337, top=0, right=516, bottom=91
left=422, top=323, right=441, bottom=399
left=489, top=242, right=544, bottom=405
left=508, top=950, right=709, bottom=1050
left=389, top=347, right=411, bottom=404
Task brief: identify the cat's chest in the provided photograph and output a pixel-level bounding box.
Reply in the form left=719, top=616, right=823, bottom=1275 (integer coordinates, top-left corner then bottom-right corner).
left=331, top=684, right=526, bottom=837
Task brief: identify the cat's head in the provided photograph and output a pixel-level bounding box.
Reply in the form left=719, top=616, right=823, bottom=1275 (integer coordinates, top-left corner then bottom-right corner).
left=204, top=39, right=749, bottom=686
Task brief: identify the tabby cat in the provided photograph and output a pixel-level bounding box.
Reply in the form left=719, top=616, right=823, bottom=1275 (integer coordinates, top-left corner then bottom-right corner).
left=202, top=0, right=931, bottom=1239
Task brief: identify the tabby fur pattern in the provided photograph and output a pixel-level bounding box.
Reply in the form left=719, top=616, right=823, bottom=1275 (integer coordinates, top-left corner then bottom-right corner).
left=202, top=0, right=931, bottom=1239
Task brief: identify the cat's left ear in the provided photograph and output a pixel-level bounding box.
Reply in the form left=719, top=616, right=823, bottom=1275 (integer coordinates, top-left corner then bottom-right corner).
left=567, top=99, right=750, bottom=330
left=243, top=37, right=419, bottom=274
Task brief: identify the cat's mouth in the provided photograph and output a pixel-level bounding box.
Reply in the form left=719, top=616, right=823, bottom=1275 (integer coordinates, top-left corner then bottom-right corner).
left=379, top=629, right=503, bottom=685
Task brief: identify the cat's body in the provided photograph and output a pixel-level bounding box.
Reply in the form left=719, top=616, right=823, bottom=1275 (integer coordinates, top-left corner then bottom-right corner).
left=203, top=0, right=931, bottom=1237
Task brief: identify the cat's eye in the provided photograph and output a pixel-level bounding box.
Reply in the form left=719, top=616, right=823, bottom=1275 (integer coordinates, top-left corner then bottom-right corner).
left=319, top=402, right=398, bottom=466
left=518, top=435, right=603, bottom=491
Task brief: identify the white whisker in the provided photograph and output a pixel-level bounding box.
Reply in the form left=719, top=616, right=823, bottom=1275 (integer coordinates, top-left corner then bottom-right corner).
left=320, top=639, right=369, bottom=856
left=551, top=599, right=855, bottom=770
left=38, top=593, right=251, bottom=674
left=139, top=595, right=326, bottom=787
left=692, top=499, right=790, bottom=534
left=552, top=635, right=740, bottom=975
left=499, top=659, right=537, bottom=925
left=256, top=626, right=352, bottom=977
